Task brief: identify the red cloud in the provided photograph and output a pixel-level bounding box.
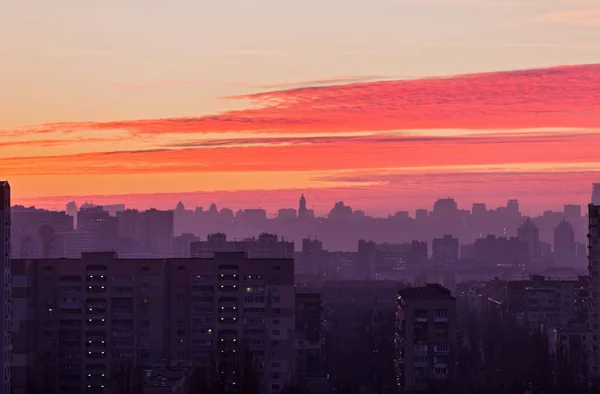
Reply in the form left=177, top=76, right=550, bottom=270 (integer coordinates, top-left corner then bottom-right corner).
left=14, top=63, right=600, bottom=136
left=3, top=132, right=600, bottom=176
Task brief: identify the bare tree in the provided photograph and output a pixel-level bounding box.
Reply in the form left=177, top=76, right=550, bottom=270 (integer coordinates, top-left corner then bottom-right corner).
left=187, top=356, right=221, bottom=394
left=110, top=362, right=144, bottom=394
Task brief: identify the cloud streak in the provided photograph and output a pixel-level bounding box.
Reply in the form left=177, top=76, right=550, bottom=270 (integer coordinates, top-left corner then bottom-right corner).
left=9, top=64, right=600, bottom=138
left=535, top=9, right=600, bottom=26
left=4, top=132, right=600, bottom=176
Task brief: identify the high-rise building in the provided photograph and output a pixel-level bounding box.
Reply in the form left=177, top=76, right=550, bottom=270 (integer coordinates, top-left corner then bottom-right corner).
left=298, top=194, right=307, bottom=218
left=507, top=199, right=520, bottom=216
left=517, top=218, right=539, bottom=259
left=588, top=204, right=600, bottom=385
left=294, top=293, right=322, bottom=376
left=300, top=239, right=323, bottom=276
left=66, top=201, right=77, bottom=229
left=394, top=284, right=456, bottom=393
left=11, top=259, right=37, bottom=394
left=564, top=204, right=582, bottom=223
left=554, top=220, right=575, bottom=266
left=0, top=181, right=11, bottom=394
left=12, top=251, right=295, bottom=394
left=471, top=203, right=486, bottom=217
left=592, top=184, right=600, bottom=205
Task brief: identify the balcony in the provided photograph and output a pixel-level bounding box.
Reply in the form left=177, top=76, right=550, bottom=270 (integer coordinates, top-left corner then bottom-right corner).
left=86, top=340, right=106, bottom=347
left=219, top=306, right=238, bottom=314
left=86, top=317, right=106, bottom=326
left=85, top=384, right=106, bottom=394
left=219, top=317, right=238, bottom=324
left=86, top=349, right=106, bottom=359
left=219, top=284, right=239, bottom=292
left=219, top=273, right=239, bottom=282
left=86, top=284, right=107, bottom=294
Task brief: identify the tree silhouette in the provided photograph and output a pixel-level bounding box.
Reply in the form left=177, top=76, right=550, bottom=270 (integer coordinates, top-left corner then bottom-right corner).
left=187, top=357, right=220, bottom=394
left=110, top=362, right=144, bottom=394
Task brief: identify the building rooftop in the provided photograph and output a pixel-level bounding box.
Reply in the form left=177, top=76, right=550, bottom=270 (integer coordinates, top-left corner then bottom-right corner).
left=398, top=283, right=455, bottom=300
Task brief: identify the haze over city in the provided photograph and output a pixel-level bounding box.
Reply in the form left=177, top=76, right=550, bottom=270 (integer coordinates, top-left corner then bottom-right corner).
left=2, top=1, right=600, bottom=214
left=3, top=1, right=600, bottom=394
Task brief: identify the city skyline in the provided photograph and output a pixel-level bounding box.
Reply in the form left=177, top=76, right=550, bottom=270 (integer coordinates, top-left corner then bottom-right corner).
left=2, top=1, right=600, bottom=215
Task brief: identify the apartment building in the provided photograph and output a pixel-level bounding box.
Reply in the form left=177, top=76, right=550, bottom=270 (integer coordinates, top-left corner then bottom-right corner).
left=506, top=275, right=585, bottom=330
left=190, top=233, right=294, bottom=259
left=294, top=293, right=322, bottom=376
left=12, top=251, right=295, bottom=394
left=11, top=259, right=37, bottom=394
left=395, top=284, right=456, bottom=393
left=0, top=181, right=11, bottom=394
left=588, top=204, right=600, bottom=385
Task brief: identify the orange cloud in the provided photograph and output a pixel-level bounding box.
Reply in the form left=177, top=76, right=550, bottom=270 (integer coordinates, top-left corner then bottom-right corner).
left=5, top=63, right=600, bottom=212
left=3, top=132, right=600, bottom=176
left=9, top=64, right=600, bottom=137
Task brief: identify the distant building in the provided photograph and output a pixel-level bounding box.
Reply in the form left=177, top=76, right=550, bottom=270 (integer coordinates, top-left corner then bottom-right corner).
left=191, top=233, right=294, bottom=259
left=517, top=218, right=539, bottom=259
left=66, top=201, right=77, bottom=229
left=172, top=233, right=200, bottom=258
left=300, top=238, right=324, bottom=276
left=358, top=240, right=426, bottom=281
left=471, top=203, right=486, bottom=217
left=295, top=293, right=323, bottom=376
left=415, top=209, right=428, bottom=222
left=507, top=199, right=520, bottom=216
left=431, top=235, right=459, bottom=264
left=554, top=220, right=575, bottom=265
left=298, top=194, right=307, bottom=218
left=395, top=284, right=456, bottom=393
left=277, top=208, right=297, bottom=221
left=0, top=181, right=11, bottom=394
left=564, top=204, right=582, bottom=224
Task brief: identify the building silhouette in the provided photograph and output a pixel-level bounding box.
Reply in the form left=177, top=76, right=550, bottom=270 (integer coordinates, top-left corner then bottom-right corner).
left=592, top=184, right=600, bottom=205
left=589, top=205, right=600, bottom=387
left=12, top=251, right=296, bottom=394
left=517, top=218, right=539, bottom=259
left=0, top=182, right=11, bottom=394
left=394, top=284, right=456, bottom=393
left=554, top=220, right=575, bottom=266
left=190, top=233, right=294, bottom=259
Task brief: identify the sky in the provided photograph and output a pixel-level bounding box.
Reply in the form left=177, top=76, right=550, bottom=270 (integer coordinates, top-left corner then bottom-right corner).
left=1, top=0, right=600, bottom=216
